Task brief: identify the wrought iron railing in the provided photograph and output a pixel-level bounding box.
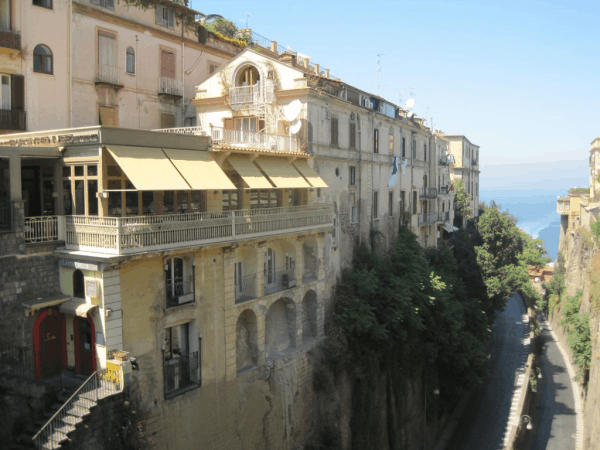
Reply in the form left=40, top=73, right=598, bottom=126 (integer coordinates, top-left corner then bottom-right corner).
left=0, top=203, right=11, bottom=230
left=159, top=77, right=183, bottom=96
left=0, top=343, right=35, bottom=379
left=264, top=267, right=296, bottom=296
left=0, top=109, right=26, bottom=131
left=420, top=187, right=438, bottom=199
left=95, top=64, right=121, bottom=86
left=24, top=216, right=58, bottom=243
left=235, top=273, right=257, bottom=303
left=166, top=275, right=195, bottom=308
left=0, top=27, right=20, bottom=51
left=418, top=212, right=438, bottom=226
left=164, top=351, right=200, bottom=398
left=32, top=368, right=122, bottom=449
left=439, top=185, right=450, bottom=195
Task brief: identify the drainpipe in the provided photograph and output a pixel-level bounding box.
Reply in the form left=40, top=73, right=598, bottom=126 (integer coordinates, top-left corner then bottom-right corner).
left=357, top=113, right=362, bottom=244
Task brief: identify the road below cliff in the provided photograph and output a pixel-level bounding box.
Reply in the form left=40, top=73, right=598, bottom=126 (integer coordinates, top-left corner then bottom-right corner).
left=446, top=293, right=529, bottom=450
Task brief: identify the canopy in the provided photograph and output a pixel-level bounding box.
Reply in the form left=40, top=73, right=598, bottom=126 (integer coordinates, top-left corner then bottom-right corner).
left=254, top=157, right=311, bottom=188
left=227, top=155, right=273, bottom=189
left=106, top=146, right=190, bottom=191
left=292, top=160, right=328, bottom=188
left=163, top=148, right=236, bottom=190
left=22, top=293, right=71, bottom=317
left=59, top=300, right=97, bottom=318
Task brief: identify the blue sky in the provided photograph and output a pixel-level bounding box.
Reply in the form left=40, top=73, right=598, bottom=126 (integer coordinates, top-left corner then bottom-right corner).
left=194, top=0, right=596, bottom=191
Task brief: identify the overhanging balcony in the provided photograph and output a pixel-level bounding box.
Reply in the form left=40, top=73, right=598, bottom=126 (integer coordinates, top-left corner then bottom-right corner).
left=0, top=109, right=26, bottom=131
left=0, top=27, right=20, bottom=52
left=420, top=187, right=438, bottom=199
left=228, top=82, right=274, bottom=110
left=63, top=204, right=333, bottom=255
left=418, top=212, right=438, bottom=226
left=95, top=64, right=123, bottom=89
left=159, top=77, right=183, bottom=97
left=557, top=197, right=570, bottom=215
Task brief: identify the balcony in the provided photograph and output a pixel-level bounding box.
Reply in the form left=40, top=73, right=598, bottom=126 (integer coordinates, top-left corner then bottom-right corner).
left=163, top=351, right=201, bottom=398
left=418, top=212, right=438, bottom=226
left=264, top=267, right=296, bottom=296
left=439, top=154, right=454, bottom=165
left=420, top=187, right=438, bottom=199
left=439, top=211, right=450, bottom=222
left=235, top=273, right=257, bottom=304
left=156, top=126, right=303, bottom=153
left=0, top=27, right=20, bottom=51
left=24, top=216, right=58, bottom=243
left=472, top=159, right=478, bottom=166
left=228, top=82, right=274, bottom=110
left=439, top=185, right=451, bottom=195
left=95, top=64, right=123, bottom=89
left=63, top=204, right=333, bottom=255
left=159, top=77, right=183, bottom=97
left=557, top=197, right=570, bottom=215
left=0, top=109, right=26, bottom=131
left=166, top=275, right=195, bottom=308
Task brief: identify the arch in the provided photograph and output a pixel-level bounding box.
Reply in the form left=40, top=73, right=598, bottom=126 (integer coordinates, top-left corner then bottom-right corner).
left=126, top=47, right=136, bottom=74
left=236, top=309, right=258, bottom=372
left=73, top=314, right=96, bottom=376
left=234, top=63, right=260, bottom=87
left=33, top=44, right=53, bottom=74
left=73, top=269, right=85, bottom=298
left=33, top=309, right=67, bottom=379
left=265, top=298, right=296, bottom=358
left=302, top=290, right=318, bottom=340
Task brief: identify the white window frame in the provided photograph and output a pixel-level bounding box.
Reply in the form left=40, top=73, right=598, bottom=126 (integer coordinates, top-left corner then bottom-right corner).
left=1, top=75, right=10, bottom=110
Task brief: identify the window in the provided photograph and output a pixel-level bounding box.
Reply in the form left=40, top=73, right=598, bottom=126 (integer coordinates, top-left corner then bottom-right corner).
left=349, top=166, right=356, bottom=186
left=388, top=191, right=393, bottom=216
left=424, top=143, right=427, bottom=161
left=184, top=117, right=197, bottom=127
left=156, top=4, right=175, bottom=28
left=1, top=75, right=10, bottom=110
left=98, top=31, right=116, bottom=73
left=373, top=129, right=379, bottom=153
left=400, top=190, right=406, bottom=211
left=388, top=133, right=394, bottom=153
left=91, top=0, right=115, bottom=8
left=62, top=164, right=99, bottom=216
left=33, top=0, right=52, bottom=9
left=401, top=137, right=406, bottom=158
left=73, top=270, right=85, bottom=299
left=330, top=117, right=338, bottom=146
left=126, top=47, right=135, bottom=74
left=413, top=191, right=417, bottom=214
left=372, top=191, right=378, bottom=218
left=349, top=121, right=356, bottom=149
left=163, top=322, right=201, bottom=398
left=165, top=257, right=195, bottom=307
left=250, top=189, right=278, bottom=209
left=412, top=139, right=416, bottom=159
left=33, top=45, right=53, bottom=74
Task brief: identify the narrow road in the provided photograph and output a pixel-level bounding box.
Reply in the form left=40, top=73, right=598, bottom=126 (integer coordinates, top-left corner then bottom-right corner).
left=529, top=313, right=577, bottom=450
left=446, top=293, right=529, bottom=450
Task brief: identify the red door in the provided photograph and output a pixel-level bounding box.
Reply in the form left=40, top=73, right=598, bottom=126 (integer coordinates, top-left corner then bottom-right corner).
left=38, top=312, right=64, bottom=378
left=74, top=316, right=96, bottom=376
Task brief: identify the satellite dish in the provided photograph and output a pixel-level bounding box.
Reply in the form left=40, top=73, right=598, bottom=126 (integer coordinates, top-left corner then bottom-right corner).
left=289, top=120, right=302, bottom=135
left=283, top=100, right=302, bottom=121
left=405, top=99, right=415, bottom=109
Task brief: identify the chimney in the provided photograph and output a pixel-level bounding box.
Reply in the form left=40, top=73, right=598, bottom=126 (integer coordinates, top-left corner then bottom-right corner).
left=314, top=64, right=320, bottom=75
left=324, top=69, right=330, bottom=78
left=303, top=59, right=309, bottom=69
left=279, top=52, right=297, bottom=66
left=270, top=41, right=277, bottom=53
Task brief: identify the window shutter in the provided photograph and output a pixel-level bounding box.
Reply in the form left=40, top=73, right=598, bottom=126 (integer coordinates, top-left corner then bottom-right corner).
left=11, top=75, right=24, bottom=111
left=168, top=8, right=175, bottom=28
left=156, top=4, right=163, bottom=24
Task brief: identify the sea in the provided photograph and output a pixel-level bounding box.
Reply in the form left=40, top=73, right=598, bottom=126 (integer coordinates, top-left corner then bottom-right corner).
left=480, top=190, right=563, bottom=262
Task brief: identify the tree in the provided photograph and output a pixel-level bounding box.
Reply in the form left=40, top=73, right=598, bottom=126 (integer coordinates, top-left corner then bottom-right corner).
left=204, top=18, right=237, bottom=38
left=453, top=180, right=472, bottom=228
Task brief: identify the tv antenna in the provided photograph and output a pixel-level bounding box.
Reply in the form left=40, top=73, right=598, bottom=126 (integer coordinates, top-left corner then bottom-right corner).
left=246, top=13, right=250, bottom=29
left=377, top=53, right=386, bottom=97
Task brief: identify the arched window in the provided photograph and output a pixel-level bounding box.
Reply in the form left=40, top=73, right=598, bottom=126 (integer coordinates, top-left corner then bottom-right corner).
left=235, top=65, right=260, bottom=87
left=126, top=47, right=135, bottom=74
left=33, top=44, right=53, bottom=74
left=73, top=270, right=85, bottom=299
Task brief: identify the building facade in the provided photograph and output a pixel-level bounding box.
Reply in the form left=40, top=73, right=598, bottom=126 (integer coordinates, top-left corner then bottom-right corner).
left=444, top=134, right=480, bottom=224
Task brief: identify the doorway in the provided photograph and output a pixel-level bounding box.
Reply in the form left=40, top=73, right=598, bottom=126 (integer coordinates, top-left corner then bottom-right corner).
left=74, top=316, right=96, bottom=376
left=34, top=309, right=66, bottom=379
left=22, top=166, right=41, bottom=216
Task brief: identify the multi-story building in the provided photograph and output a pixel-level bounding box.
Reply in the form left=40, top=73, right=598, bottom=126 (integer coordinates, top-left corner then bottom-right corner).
left=0, top=0, right=242, bottom=134
left=444, top=134, right=480, bottom=225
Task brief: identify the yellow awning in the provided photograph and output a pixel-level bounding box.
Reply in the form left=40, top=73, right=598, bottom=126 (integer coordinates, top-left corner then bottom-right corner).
left=106, top=146, right=190, bottom=191
left=228, top=156, right=274, bottom=189
left=163, top=149, right=236, bottom=190
left=254, top=157, right=311, bottom=188
left=292, top=160, right=328, bottom=188
left=59, top=300, right=97, bottom=318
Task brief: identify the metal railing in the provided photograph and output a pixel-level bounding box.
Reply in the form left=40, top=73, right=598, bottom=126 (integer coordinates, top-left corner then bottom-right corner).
left=439, top=185, right=450, bottom=195
left=420, top=187, right=438, bottom=199
left=472, top=159, right=478, bottom=166
left=33, top=368, right=122, bottom=449
left=418, top=212, right=438, bottom=226
left=439, top=154, right=454, bottom=165
left=166, top=275, right=195, bottom=308
left=164, top=351, right=200, bottom=398
left=0, top=343, right=34, bottom=379
left=0, top=109, right=26, bottom=131
left=0, top=27, right=20, bottom=51
left=264, top=267, right=296, bottom=296
left=228, top=82, right=274, bottom=106
left=159, top=77, right=183, bottom=96
left=235, top=273, right=257, bottom=303
left=0, top=203, right=11, bottom=230
left=24, top=216, right=58, bottom=243
left=65, top=204, right=333, bottom=255
left=439, top=211, right=450, bottom=222
left=95, top=64, right=121, bottom=86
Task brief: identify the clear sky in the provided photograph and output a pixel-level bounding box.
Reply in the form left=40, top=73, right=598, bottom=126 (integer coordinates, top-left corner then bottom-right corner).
left=193, top=0, right=596, bottom=191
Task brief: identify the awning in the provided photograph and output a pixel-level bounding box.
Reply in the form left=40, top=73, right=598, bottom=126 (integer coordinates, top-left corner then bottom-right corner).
left=254, top=157, right=311, bottom=188
left=106, top=146, right=190, bottom=191
left=22, top=293, right=71, bottom=317
left=59, top=300, right=97, bottom=318
left=228, top=155, right=274, bottom=189
left=163, top=148, right=236, bottom=190
left=442, top=223, right=459, bottom=233
left=293, top=160, right=328, bottom=188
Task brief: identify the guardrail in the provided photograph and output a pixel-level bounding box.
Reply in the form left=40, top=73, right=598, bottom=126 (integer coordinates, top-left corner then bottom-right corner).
left=95, top=64, right=121, bottom=86
left=420, top=187, right=438, bottom=199
left=65, top=204, right=333, bottom=255
left=264, top=267, right=296, bottom=296
left=235, top=273, right=257, bottom=303
left=0, top=343, right=34, bottom=379
left=0, top=109, right=26, bottom=131
left=164, top=351, right=201, bottom=398
left=24, top=216, right=58, bottom=243
left=159, top=77, right=183, bottom=96
left=418, top=212, right=438, bottom=226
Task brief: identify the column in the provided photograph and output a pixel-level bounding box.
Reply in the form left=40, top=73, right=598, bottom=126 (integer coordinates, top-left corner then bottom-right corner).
left=316, top=233, right=326, bottom=281
left=294, top=236, right=304, bottom=285
left=223, top=248, right=235, bottom=308
left=256, top=244, right=267, bottom=297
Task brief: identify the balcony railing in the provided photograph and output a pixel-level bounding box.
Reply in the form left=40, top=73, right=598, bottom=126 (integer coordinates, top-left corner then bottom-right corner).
left=418, top=212, right=438, bottom=226
left=156, top=126, right=303, bottom=153
left=420, top=187, right=438, bottom=199
left=0, top=27, right=20, bottom=51
left=24, top=216, right=58, bottom=243
left=439, top=185, right=450, bottom=195
left=235, top=273, right=257, bottom=303
left=159, top=77, right=183, bottom=96
left=439, top=211, right=450, bottom=222
left=0, top=109, right=26, bottom=131
left=95, top=64, right=122, bottom=86
left=439, top=154, right=454, bottom=165
left=166, top=275, right=195, bottom=308
left=0, top=204, right=11, bottom=231
left=228, top=82, right=274, bottom=107
left=64, top=204, right=333, bottom=255
left=164, top=351, right=201, bottom=398
left=472, top=159, right=478, bottom=166
left=264, top=267, right=296, bottom=296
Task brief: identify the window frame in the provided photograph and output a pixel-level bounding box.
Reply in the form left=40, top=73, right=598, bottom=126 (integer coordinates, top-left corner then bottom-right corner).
left=165, top=256, right=196, bottom=308
left=330, top=117, right=339, bottom=146
left=156, top=4, right=175, bottom=29
left=349, top=166, right=356, bottom=186
left=349, top=121, right=356, bottom=149
left=33, top=44, right=53, bottom=75
left=126, top=47, right=136, bottom=74
left=373, top=129, right=379, bottom=154
left=372, top=190, right=379, bottom=218
left=163, top=321, right=201, bottom=399
left=388, top=132, right=394, bottom=153
left=33, top=0, right=53, bottom=9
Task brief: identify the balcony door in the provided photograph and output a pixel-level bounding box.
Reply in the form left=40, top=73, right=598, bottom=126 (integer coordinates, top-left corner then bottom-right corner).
left=98, top=31, right=116, bottom=71
left=161, top=50, right=175, bottom=79
left=22, top=166, right=41, bottom=217
left=265, top=248, right=276, bottom=288
left=1, top=75, right=9, bottom=110
left=0, top=0, right=9, bottom=31
left=74, top=316, right=96, bottom=376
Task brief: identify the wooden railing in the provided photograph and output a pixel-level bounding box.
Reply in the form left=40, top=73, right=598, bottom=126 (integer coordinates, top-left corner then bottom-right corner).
left=64, top=204, right=333, bottom=255
left=24, top=216, right=58, bottom=243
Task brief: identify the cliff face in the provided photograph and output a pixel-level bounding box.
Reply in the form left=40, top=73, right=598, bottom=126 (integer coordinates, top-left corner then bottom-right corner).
left=551, top=225, right=600, bottom=449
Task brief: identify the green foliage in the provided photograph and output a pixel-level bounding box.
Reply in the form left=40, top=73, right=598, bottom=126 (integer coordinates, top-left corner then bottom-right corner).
left=560, top=291, right=592, bottom=379
left=591, top=219, right=600, bottom=244
left=203, top=18, right=237, bottom=37
left=453, top=180, right=472, bottom=227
